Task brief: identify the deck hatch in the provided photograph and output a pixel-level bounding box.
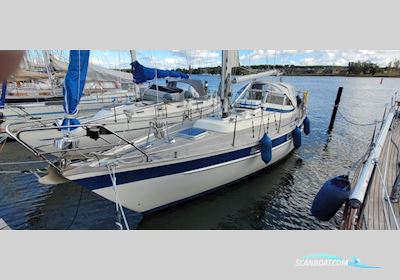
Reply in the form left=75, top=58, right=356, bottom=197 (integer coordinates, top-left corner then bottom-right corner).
left=178, top=128, right=208, bottom=139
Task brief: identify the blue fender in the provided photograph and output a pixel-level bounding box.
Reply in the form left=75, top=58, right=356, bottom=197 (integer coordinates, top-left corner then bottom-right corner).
left=260, top=133, right=272, bottom=164
left=311, top=176, right=351, bottom=221
left=292, top=127, right=302, bottom=149
left=303, top=116, right=310, bottom=135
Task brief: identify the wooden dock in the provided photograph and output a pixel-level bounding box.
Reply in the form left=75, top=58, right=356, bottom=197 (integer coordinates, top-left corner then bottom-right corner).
left=362, top=118, right=400, bottom=230
left=0, top=218, right=11, bottom=230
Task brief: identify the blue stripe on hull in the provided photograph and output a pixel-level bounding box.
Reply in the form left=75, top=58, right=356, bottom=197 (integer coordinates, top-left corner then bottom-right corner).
left=144, top=147, right=294, bottom=214
left=264, top=108, right=295, bottom=113
left=272, top=133, right=288, bottom=146
left=75, top=132, right=292, bottom=191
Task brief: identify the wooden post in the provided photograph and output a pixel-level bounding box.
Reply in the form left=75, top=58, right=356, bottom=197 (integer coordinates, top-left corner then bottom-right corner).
left=328, top=87, right=343, bottom=133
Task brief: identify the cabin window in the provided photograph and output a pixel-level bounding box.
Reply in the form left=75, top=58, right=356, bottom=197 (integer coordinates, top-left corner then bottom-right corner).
left=245, top=84, right=264, bottom=100
left=285, top=98, right=292, bottom=106
left=248, top=90, right=263, bottom=100
left=266, top=93, right=285, bottom=105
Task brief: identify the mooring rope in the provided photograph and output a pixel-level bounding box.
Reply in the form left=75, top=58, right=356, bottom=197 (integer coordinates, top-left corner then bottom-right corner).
left=107, top=164, right=130, bottom=230
left=375, top=162, right=400, bottom=230
left=337, top=108, right=382, bottom=127
left=0, top=134, right=7, bottom=153
left=65, top=186, right=84, bottom=230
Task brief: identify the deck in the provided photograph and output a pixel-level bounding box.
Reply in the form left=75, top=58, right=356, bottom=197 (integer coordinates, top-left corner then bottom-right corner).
left=362, top=118, right=400, bottom=230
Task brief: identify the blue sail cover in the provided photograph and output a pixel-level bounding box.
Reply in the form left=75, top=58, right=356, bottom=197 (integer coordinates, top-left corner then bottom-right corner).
left=62, top=50, right=90, bottom=131
left=131, top=60, right=189, bottom=84
left=0, top=81, right=6, bottom=109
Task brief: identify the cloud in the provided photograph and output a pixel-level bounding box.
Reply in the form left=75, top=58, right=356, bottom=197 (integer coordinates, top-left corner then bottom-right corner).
left=45, top=50, right=400, bottom=69
left=169, top=50, right=220, bottom=68
left=334, top=58, right=347, bottom=66
left=303, top=57, right=315, bottom=65
left=282, top=50, right=297, bottom=54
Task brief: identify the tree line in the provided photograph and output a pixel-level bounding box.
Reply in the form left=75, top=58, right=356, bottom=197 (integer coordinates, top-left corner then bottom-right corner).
left=118, top=59, right=400, bottom=77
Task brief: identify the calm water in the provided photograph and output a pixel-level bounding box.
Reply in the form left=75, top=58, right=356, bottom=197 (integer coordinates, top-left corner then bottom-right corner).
left=1, top=75, right=399, bottom=230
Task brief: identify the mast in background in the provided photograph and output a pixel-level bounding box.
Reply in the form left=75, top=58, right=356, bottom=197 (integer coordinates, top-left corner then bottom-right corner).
left=22, top=53, right=31, bottom=71
left=129, top=50, right=140, bottom=97
left=42, top=50, right=56, bottom=96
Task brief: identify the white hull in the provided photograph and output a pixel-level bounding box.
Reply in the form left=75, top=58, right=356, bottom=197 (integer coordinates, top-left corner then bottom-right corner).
left=72, top=138, right=294, bottom=213
left=18, top=80, right=308, bottom=216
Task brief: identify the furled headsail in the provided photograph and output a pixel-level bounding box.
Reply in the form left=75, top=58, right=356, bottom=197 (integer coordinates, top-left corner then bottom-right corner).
left=62, top=50, right=90, bottom=132
left=131, top=60, right=189, bottom=84
left=0, top=81, right=6, bottom=109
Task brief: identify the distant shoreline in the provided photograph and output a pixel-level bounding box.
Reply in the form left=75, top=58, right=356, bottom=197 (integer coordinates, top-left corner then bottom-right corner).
left=192, top=73, right=400, bottom=78
left=172, top=63, right=400, bottom=78
left=281, top=73, right=400, bottom=78
left=120, top=66, right=400, bottom=78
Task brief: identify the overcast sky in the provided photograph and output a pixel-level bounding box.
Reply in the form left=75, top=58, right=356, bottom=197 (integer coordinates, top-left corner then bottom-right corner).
left=87, top=50, right=400, bottom=69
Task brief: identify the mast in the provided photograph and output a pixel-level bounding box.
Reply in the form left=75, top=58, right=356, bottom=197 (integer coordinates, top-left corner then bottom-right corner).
left=220, top=50, right=239, bottom=118
left=130, top=50, right=137, bottom=62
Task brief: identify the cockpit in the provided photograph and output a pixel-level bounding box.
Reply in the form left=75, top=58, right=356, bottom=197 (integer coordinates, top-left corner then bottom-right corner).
left=234, top=81, right=296, bottom=113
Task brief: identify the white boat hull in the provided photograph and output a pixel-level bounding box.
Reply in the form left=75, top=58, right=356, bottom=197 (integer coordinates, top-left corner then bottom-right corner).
left=74, top=138, right=294, bottom=213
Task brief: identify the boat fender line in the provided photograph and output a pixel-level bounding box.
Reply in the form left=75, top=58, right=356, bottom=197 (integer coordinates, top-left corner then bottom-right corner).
left=292, top=127, right=302, bottom=149
left=303, top=116, right=310, bottom=135
left=260, top=133, right=272, bottom=164
left=107, top=164, right=130, bottom=230
left=311, top=175, right=351, bottom=221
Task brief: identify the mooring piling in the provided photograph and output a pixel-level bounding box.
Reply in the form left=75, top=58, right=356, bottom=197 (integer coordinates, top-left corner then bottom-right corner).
left=328, top=87, right=343, bottom=133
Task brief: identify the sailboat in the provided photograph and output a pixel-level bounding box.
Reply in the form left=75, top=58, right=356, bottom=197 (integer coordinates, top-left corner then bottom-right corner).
left=3, top=51, right=219, bottom=144
left=1, top=51, right=139, bottom=136
left=5, top=54, right=219, bottom=156
left=10, top=50, right=310, bottom=214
